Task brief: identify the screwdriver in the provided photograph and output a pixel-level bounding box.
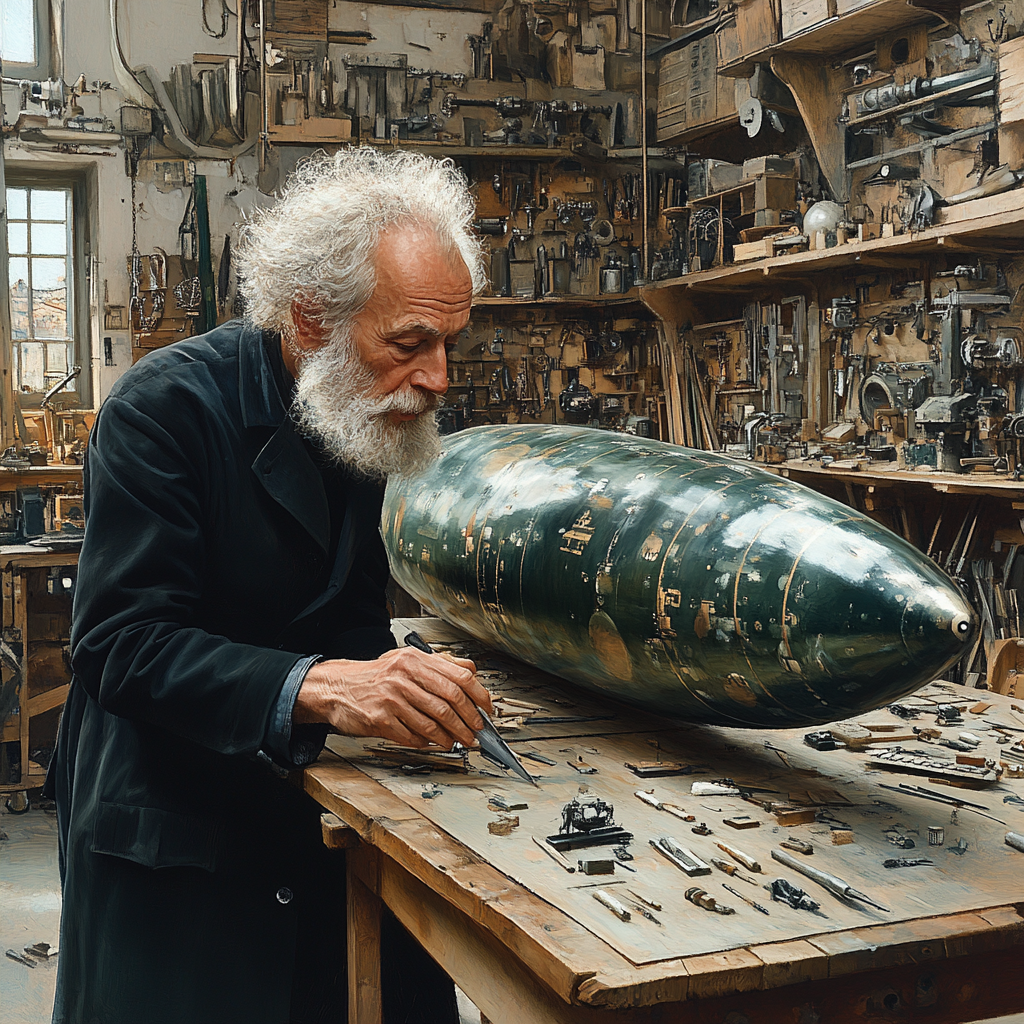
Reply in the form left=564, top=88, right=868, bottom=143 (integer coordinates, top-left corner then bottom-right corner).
left=710, top=856, right=759, bottom=885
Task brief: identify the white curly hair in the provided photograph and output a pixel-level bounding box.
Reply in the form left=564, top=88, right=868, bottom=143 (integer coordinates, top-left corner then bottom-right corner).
left=237, top=147, right=487, bottom=336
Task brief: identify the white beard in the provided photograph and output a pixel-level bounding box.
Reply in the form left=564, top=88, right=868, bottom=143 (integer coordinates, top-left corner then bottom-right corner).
left=290, top=329, right=443, bottom=481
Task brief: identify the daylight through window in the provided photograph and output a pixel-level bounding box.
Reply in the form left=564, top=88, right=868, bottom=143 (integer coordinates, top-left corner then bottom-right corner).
left=6, top=187, right=75, bottom=394
left=0, top=0, right=37, bottom=65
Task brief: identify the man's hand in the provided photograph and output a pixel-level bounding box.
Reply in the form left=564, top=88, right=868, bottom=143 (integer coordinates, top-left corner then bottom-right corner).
left=293, top=647, right=492, bottom=749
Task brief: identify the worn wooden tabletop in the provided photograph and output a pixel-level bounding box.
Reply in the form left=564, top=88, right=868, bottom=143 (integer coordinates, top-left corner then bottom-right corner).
left=305, top=617, right=1024, bottom=1023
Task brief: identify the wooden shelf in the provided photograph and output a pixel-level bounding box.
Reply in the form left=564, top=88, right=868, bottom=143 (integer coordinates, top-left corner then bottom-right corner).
left=718, top=0, right=959, bottom=78
left=641, top=186, right=1024, bottom=299
left=474, top=292, right=645, bottom=308
left=769, top=459, right=1024, bottom=497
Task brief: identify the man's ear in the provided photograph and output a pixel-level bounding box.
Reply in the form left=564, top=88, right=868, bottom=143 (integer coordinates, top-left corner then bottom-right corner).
left=290, top=299, right=328, bottom=354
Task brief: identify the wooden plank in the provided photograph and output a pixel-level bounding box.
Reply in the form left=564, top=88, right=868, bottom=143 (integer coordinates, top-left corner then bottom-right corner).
left=677, top=948, right=765, bottom=999
left=746, top=938, right=830, bottom=987
left=347, top=843, right=383, bottom=1024
left=320, top=811, right=359, bottom=850
left=25, top=682, right=68, bottom=717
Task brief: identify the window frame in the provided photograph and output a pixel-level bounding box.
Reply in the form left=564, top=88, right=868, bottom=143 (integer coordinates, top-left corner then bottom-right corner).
left=5, top=168, right=91, bottom=409
left=1, top=0, right=52, bottom=81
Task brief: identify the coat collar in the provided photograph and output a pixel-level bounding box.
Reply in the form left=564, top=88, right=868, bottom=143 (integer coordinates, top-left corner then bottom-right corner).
left=241, top=326, right=331, bottom=552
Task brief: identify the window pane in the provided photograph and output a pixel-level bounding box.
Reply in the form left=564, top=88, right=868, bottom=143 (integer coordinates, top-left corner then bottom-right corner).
left=1, top=0, right=35, bottom=65
left=30, top=190, right=68, bottom=221
left=8, top=222, right=28, bottom=255
left=46, top=343, right=69, bottom=377
left=31, top=258, right=67, bottom=340
left=19, top=343, right=45, bottom=393
left=8, top=257, right=29, bottom=340
left=30, top=221, right=67, bottom=255
left=7, top=188, right=28, bottom=220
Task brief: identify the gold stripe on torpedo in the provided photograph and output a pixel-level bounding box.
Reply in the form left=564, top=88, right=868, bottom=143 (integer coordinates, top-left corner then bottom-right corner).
left=382, top=425, right=976, bottom=728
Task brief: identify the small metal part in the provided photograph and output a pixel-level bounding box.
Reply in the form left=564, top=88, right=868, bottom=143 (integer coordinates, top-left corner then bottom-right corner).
left=626, top=888, right=662, bottom=911
left=715, top=841, right=762, bottom=872
left=613, top=845, right=633, bottom=860
left=488, top=795, right=529, bottom=811
left=883, top=857, right=933, bottom=868
left=691, top=822, right=713, bottom=835
left=771, top=849, right=889, bottom=911
left=888, top=703, right=920, bottom=719
left=767, top=878, right=820, bottom=912
left=886, top=831, right=916, bottom=849
left=936, top=703, right=965, bottom=725
left=723, top=882, right=770, bottom=915
left=723, top=816, right=760, bottom=830
left=1006, top=830, right=1024, bottom=853
left=622, top=897, right=662, bottom=925
left=650, top=836, right=712, bottom=876
left=947, top=837, right=969, bottom=855
left=685, top=886, right=735, bottom=915
left=578, top=858, right=615, bottom=875
left=531, top=836, right=576, bottom=873
left=592, top=889, right=631, bottom=921
left=6, top=949, right=36, bottom=968
left=519, top=750, right=557, bottom=766
left=780, top=837, right=814, bottom=855
left=928, top=826, right=945, bottom=845
left=804, top=730, right=837, bottom=751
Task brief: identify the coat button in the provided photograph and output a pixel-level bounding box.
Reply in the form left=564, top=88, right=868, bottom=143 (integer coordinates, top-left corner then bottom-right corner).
left=276, top=887, right=293, bottom=904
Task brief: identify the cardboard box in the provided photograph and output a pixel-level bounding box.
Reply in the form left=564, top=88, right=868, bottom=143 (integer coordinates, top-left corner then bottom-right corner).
left=781, top=0, right=834, bottom=38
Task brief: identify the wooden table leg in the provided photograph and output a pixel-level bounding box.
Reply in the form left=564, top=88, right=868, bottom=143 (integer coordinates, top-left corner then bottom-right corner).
left=347, top=843, right=383, bottom=1024
left=16, top=568, right=29, bottom=786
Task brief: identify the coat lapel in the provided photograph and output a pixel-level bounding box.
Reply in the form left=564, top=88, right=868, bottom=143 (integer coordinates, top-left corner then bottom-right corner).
left=252, top=419, right=331, bottom=554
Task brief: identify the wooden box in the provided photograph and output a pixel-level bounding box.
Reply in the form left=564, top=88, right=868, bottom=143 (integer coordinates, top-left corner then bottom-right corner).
left=733, top=238, right=775, bottom=261
left=739, top=175, right=797, bottom=214
left=716, top=0, right=779, bottom=67
left=658, top=37, right=738, bottom=141
left=780, top=0, right=834, bottom=38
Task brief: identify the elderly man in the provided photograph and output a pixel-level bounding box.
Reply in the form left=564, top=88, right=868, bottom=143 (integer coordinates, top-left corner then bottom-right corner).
left=46, top=150, right=491, bottom=1023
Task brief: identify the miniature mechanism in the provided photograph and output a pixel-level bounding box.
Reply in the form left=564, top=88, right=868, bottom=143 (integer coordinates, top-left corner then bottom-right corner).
left=547, top=795, right=633, bottom=852
left=691, top=822, right=713, bottom=835
left=804, top=730, right=839, bottom=751
left=650, top=836, right=712, bottom=876
left=685, top=886, right=735, bottom=915
left=767, top=878, right=821, bottom=912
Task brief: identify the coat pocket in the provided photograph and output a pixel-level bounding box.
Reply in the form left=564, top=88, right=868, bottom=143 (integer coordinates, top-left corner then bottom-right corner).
left=90, top=801, right=219, bottom=872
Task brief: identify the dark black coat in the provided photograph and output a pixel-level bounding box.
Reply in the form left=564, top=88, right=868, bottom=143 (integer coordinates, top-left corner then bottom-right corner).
left=47, top=322, right=450, bottom=1024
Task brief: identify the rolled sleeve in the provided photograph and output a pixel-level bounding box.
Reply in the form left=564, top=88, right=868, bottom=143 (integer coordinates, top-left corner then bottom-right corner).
left=263, top=655, right=328, bottom=770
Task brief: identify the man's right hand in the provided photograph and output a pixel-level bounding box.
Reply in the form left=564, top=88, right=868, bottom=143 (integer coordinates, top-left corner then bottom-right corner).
left=293, top=647, right=492, bottom=749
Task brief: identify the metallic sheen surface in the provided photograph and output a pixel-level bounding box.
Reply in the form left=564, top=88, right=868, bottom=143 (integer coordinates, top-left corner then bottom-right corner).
left=383, top=425, right=977, bottom=727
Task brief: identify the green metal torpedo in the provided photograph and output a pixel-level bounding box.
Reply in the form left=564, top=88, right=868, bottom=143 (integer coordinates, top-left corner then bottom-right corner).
left=382, top=425, right=977, bottom=727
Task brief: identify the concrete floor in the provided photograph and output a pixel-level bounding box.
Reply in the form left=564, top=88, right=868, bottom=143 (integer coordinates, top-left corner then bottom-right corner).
left=0, top=804, right=1019, bottom=1024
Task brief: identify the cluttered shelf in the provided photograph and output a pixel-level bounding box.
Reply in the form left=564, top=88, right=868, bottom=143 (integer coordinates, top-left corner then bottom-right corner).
left=474, top=291, right=644, bottom=308
left=641, top=186, right=1024, bottom=300
left=718, top=0, right=958, bottom=78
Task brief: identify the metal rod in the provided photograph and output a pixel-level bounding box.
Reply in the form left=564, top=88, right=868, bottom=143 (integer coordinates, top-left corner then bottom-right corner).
left=847, top=121, right=996, bottom=170
left=259, top=0, right=268, bottom=171
left=640, top=0, right=649, bottom=280
left=771, top=849, right=889, bottom=912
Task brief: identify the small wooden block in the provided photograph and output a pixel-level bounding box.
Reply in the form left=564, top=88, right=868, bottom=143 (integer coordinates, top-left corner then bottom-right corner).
left=773, top=806, right=817, bottom=826
left=970, top=701, right=993, bottom=714
left=723, top=816, right=760, bottom=829
left=321, top=811, right=360, bottom=850
left=831, top=829, right=855, bottom=845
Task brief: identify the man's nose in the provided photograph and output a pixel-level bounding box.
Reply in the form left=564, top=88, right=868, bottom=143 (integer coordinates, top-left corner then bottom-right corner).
left=410, top=340, right=450, bottom=395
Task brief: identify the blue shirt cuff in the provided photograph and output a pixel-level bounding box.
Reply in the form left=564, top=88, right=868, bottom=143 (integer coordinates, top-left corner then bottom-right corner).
left=263, top=655, right=328, bottom=770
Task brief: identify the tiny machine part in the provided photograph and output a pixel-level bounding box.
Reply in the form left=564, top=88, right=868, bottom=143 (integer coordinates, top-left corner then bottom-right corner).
left=936, top=704, right=965, bottom=726
left=548, top=796, right=634, bottom=851
left=592, top=889, right=631, bottom=921
left=650, top=836, right=712, bottom=876
left=928, top=826, right=945, bottom=845
left=531, top=836, right=576, bottom=873
left=768, top=878, right=821, bottom=912
left=723, top=883, right=770, bottom=915
left=685, top=886, right=735, bottom=915
left=627, top=888, right=662, bottom=911
left=868, top=747, right=998, bottom=783
left=625, top=760, right=700, bottom=778
left=884, top=857, right=934, bottom=868
left=804, top=730, right=838, bottom=751
left=724, top=816, right=760, bottom=830
left=612, top=845, right=633, bottom=861
left=1005, top=831, right=1024, bottom=853
left=716, top=841, right=762, bottom=872
left=771, top=849, right=890, bottom=911
left=404, top=632, right=537, bottom=786
left=520, top=751, right=557, bottom=766
left=889, top=704, right=921, bottom=719
left=886, top=831, right=916, bottom=849
left=578, top=858, right=615, bottom=875
left=710, top=857, right=759, bottom=884
left=692, top=822, right=713, bottom=835
left=780, top=837, right=814, bottom=855
left=692, top=781, right=740, bottom=796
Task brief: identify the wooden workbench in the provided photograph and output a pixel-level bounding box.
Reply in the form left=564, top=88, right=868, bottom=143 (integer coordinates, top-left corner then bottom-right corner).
left=305, top=618, right=1024, bottom=1024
